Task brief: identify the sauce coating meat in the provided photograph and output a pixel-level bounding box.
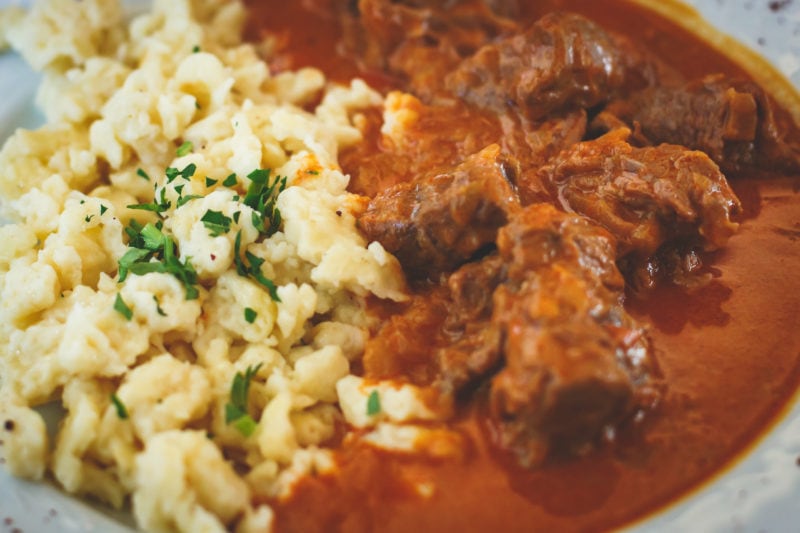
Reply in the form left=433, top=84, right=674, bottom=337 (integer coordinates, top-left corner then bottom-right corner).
left=594, top=74, right=800, bottom=174
left=359, top=144, right=520, bottom=280
left=354, top=4, right=743, bottom=468
left=540, top=128, right=742, bottom=284
left=488, top=205, right=658, bottom=467
left=246, top=0, right=800, bottom=531
left=445, top=11, right=657, bottom=120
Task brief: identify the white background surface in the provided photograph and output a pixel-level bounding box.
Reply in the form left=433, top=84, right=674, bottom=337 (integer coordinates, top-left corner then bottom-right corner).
left=0, top=1, right=799, bottom=532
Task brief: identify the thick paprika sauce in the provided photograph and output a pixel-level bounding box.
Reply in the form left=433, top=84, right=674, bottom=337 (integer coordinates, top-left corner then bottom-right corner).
left=244, top=1, right=800, bottom=531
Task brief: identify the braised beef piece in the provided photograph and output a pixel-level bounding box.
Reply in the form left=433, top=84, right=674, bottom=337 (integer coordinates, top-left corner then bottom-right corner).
left=488, top=205, right=656, bottom=466
left=347, top=0, right=519, bottom=97
left=429, top=206, right=657, bottom=465
left=343, top=95, right=587, bottom=199
left=539, top=128, right=742, bottom=259
left=344, top=97, right=511, bottom=197
left=593, top=74, right=800, bottom=175
left=436, top=255, right=506, bottom=392
left=445, top=12, right=657, bottom=121
left=503, top=109, right=588, bottom=204
left=358, top=144, right=521, bottom=279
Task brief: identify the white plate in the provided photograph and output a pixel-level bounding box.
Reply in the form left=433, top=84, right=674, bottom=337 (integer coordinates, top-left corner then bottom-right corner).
left=0, top=1, right=798, bottom=532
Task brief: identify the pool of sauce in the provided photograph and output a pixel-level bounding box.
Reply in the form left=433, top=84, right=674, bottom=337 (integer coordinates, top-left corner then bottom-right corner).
left=244, top=2, right=800, bottom=531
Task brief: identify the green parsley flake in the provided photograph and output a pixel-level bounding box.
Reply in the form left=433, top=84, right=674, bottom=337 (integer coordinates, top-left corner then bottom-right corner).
left=201, top=210, right=232, bottom=237
left=222, top=173, right=238, bottom=187
left=165, top=163, right=197, bottom=183
left=192, top=45, right=201, bottom=53
left=117, top=248, right=151, bottom=279
left=176, top=194, right=202, bottom=208
left=243, top=168, right=286, bottom=238
left=244, top=307, right=257, bottom=323
left=171, top=179, right=203, bottom=209
left=84, top=214, right=94, bottom=223
left=367, top=390, right=381, bottom=416
left=176, top=140, right=193, bottom=157
left=205, top=177, right=218, bottom=187
left=117, top=222, right=199, bottom=300
left=110, top=394, right=129, bottom=419
left=225, top=364, right=263, bottom=437
left=136, top=168, right=150, bottom=181
left=100, top=204, right=108, bottom=216
left=153, top=295, right=167, bottom=316
left=113, top=293, right=133, bottom=321
left=127, top=187, right=171, bottom=215
left=233, top=231, right=281, bottom=302
left=141, top=222, right=167, bottom=250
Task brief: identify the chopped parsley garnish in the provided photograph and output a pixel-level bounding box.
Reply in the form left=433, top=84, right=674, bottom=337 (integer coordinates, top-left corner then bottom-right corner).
left=176, top=194, right=202, bottom=208
left=205, top=177, right=218, bottom=187
left=233, top=230, right=281, bottom=302
left=201, top=210, right=232, bottom=237
left=124, top=218, right=144, bottom=242
left=225, top=364, right=262, bottom=437
left=127, top=187, right=171, bottom=215
left=244, top=168, right=286, bottom=237
left=165, top=163, right=196, bottom=183
left=153, top=295, right=167, bottom=316
left=176, top=140, right=193, bottom=157
left=118, top=247, right=151, bottom=274
left=100, top=204, right=108, bottom=216
left=170, top=180, right=203, bottom=209
left=192, top=45, right=201, bottom=53
left=244, top=252, right=280, bottom=300
left=118, top=222, right=199, bottom=300
left=306, top=169, right=320, bottom=175
left=110, top=394, right=129, bottom=420
left=222, top=173, right=238, bottom=187
left=367, top=390, right=381, bottom=416
left=141, top=222, right=167, bottom=250
left=244, top=307, right=257, bottom=323
left=113, top=293, right=133, bottom=320
left=232, top=211, right=241, bottom=224
left=84, top=214, right=94, bottom=223
left=137, top=168, right=150, bottom=181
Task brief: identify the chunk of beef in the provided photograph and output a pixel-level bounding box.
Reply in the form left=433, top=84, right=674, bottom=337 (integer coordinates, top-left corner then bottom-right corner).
left=489, top=204, right=657, bottom=466
left=344, top=94, right=510, bottom=197
left=347, top=0, right=519, bottom=97
left=343, top=94, right=586, bottom=200
left=436, top=255, right=506, bottom=392
left=445, top=12, right=657, bottom=121
left=508, top=110, right=588, bottom=204
left=593, top=74, right=800, bottom=175
left=358, top=144, right=521, bottom=280
left=539, top=128, right=742, bottom=258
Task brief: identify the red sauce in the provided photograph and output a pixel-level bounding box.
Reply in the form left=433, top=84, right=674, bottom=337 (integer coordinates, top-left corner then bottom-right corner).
left=244, top=1, right=800, bottom=531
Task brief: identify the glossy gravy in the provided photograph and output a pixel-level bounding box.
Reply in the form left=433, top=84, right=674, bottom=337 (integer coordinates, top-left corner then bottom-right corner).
left=244, top=1, right=800, bottom=531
